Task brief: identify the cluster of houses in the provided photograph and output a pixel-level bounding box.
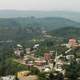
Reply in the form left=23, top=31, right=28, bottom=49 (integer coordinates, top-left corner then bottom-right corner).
left=61, top=38, right=80, bottom=63
left=14, top=38, right=80, bottom=73
left=1, top=38, right=80, bottom=80
left=0, top=72, right=39, bottom=80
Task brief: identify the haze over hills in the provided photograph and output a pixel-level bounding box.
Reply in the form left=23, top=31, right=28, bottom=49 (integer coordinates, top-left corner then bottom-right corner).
left=0, top=17, right=80, bottom=41
left=0, top=10, right=80, bottom=41
left=0, top=17, right=80, bottom=30
left=0, top=10, right=80, bottom=22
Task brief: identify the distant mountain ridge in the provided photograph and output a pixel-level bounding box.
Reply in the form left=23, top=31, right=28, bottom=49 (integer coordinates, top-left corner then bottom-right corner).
left=0, top=17, right=80, bottom=41
left=0, top=10, right=80, bottom=22
left=0, top=17, right=80, bottom=30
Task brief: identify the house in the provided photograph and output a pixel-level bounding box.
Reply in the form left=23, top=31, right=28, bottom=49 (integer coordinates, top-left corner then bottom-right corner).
left=34, top=59, right=46, bottom=66
left=54, top=57, right=65, bottom=75
left=17, top=71, right=38, bottom=80
left=44, top=53, right=51, bottom=61
left=14, top=48, right=24, bottom=58
left=76, top=58, right=80, bottom=63
left=0, top=75, right=16, bottom=80
left=66, top=55, right=74, bottom=61
left=44, top=67, right=51, bottom=73
left=19, top=75, right=39, bottom=80
left=68, top=38, right=78, bottom=48
left=26, top=61, right=34, bottom=67
left=25, top=48, right=31, bottom=54
left=17, top=71, right=31, bottom=79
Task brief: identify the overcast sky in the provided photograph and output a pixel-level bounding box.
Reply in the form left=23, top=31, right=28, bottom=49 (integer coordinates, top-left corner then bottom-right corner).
left=0, top=0, right=80, bottom=11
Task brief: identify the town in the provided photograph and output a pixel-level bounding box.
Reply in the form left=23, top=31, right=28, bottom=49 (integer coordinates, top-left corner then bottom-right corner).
left=0, top=38, right=80, bottom=80
left=0, top=0, right=80, bottom=80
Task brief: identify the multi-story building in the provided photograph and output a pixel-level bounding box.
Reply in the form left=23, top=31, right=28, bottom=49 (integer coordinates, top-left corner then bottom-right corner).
left=68, top=38, right=78, bottom=47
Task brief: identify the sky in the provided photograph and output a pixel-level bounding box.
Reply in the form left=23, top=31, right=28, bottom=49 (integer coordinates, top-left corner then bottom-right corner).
left=0, top=0, right=80, bottom=11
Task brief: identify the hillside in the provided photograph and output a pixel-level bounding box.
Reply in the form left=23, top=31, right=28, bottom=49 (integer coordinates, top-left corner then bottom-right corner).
left=0, top=17, right=80, bottom=29
left=0, top=17, right=80, bottom=41
left=51, top=27, right=80, bottom=39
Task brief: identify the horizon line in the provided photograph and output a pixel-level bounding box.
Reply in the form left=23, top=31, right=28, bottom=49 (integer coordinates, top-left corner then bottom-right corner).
left=0, top=9, right=80, bottom=12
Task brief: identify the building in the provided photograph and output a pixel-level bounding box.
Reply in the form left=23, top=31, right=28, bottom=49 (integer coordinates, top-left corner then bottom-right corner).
left=34, top=59, right=46, bottom=66
left=14, top=48, right=24, bottom=58
left=76, top=58, right=80, bottom=63
left=26, top=61, right=34, bottom=67
left=0, top=75, right=16, bottom=80
left=44, top=67, right=51, bottom=73
left=19, top=75, right=39, bottom=80
left=66, top=55, right=74, bottom=61
left=68, top=38, right=77, bottom=47
left=44, top=53, right=51, bottom=61
left=25, top=48, right=31, bottom=54
left=54, top=56, right=65, bottom=75
left=17, top=71, right=38, bottom=80
left=17, top=71, right=31, bottom=79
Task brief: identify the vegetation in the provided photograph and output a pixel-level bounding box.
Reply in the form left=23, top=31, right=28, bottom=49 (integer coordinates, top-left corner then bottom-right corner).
left=0, top=17, right=80, bottom=80
left=65, top=61, right=80, bottom=80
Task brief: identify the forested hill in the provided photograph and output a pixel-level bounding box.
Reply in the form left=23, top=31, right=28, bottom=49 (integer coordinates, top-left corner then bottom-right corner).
left=0, top=17, right=80, bottom=29
left=51, top=27, right=80, bottom=39
left=0, top=17, right=80, bottom=41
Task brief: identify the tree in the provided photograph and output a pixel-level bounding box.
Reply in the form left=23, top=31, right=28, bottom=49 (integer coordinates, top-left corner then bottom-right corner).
left=65, top=60, right=80, bottom=80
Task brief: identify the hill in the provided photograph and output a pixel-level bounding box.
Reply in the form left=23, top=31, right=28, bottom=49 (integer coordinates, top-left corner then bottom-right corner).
left=0, top=17, right=80, bottom=29
left=51, top=27, right=80, bottom=39
left=0, top=10, right=80, bottom=22
left=0, top=17, right=80, bottom=41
